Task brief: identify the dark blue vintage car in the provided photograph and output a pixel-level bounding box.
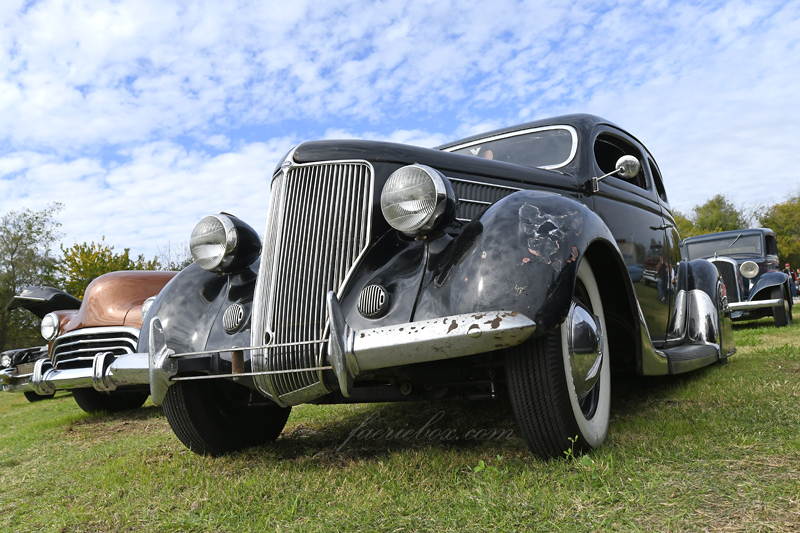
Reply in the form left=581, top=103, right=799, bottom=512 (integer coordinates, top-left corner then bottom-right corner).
left=683, top=228, right=792, bottom=327
left=139, top=114, right=735, bottom=459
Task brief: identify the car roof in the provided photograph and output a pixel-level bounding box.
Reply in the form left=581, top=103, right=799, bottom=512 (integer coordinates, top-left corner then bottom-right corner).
left=683, top=228, right=775, bottom=243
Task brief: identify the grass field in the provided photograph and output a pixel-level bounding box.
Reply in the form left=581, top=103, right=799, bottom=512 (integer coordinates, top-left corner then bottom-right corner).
left=1, top=318, right=799, bottom=532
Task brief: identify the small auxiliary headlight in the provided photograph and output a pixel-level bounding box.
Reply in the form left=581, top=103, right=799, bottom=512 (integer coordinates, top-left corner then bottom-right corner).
left=740, top=261, right=759, bottom=279
left=380, top=164, right=456, bottom=235
left=141, top=296, right=156, bottom=323
left=1, top=353, right=11, bottom=368
left=41, top=313, right=59, bottom=341
left=189, top=214, right=261, bottom=273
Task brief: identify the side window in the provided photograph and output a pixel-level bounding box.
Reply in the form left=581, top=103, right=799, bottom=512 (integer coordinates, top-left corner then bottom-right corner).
left=593, top=133, right=647, bottom=190
left=649, top=159, right=668, bottom=203
left=765, top=235, right=778, bottom=256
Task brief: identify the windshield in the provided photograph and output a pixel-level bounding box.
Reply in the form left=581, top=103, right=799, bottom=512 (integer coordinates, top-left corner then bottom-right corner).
left=685, top=234, right=763, bottom=260
left=446, top=126, right=576, bottom=170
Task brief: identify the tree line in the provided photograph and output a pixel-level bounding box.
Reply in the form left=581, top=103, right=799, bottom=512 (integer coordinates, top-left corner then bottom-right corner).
left=0, top=203, right=191, bottom=351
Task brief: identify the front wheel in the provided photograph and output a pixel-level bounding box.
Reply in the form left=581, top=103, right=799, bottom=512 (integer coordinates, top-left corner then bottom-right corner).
left=162, top=379, right=291, bottom=456
left=506, top=258, right=611, bottom=459
left=71, top=388, right=149, bottom=413
left=772, top=286, right=791, bottom=327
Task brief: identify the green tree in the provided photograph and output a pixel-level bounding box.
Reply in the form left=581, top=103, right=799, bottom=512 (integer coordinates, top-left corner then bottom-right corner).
left=691, top=194, right=749, bottom=235
left=0, top=204, right=63, bottom=351
left=672, top=210, right=697, bottom=239
left=757, top=191, right=800, bottom=266
left=58, top=237, right=158, bottom=299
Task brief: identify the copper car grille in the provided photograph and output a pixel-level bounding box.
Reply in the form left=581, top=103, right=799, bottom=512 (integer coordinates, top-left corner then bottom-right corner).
left=450, top=178, right=521, bottom=223
left=50, top=327, right=139, bottom=369
left=711, top=259, right=741, bottom=304
left=251, top=161, right=373, bottom=404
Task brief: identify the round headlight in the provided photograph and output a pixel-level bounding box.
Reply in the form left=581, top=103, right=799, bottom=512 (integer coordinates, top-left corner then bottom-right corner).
left=41, top=313, right=59, bottom=341
left=190, top=215, right=238, bottom=271
left=740, top=261, right=759, bottom=279
left=1, top=353, right=11, bottom=368
left=141, top=296, right=156, bottom=323
left=189, top=214, right=261, bottom=273
left=380, top=164, right=455, bottom=235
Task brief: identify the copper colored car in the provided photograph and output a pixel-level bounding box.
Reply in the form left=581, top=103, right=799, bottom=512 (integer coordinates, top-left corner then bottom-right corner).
left=2, top=270, right=176, bottom=413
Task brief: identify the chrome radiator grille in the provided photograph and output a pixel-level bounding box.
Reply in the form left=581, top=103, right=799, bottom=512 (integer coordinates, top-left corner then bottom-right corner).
left=252, top=161, right=373, bottom=404
left=450, top=178, right=520, bottom=223
left=711, top=259, right=740, bottom=303
left=50, top=327, right=139, bottom=369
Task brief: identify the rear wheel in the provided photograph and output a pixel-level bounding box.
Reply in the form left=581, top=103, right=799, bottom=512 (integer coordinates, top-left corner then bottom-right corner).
left=772, top=286, right=791, bottom=327
left=71, top=388, right=149, bottom=413
left=506, top=258, right=611, bottom=459
left=163, top=379, right=291, bottom=456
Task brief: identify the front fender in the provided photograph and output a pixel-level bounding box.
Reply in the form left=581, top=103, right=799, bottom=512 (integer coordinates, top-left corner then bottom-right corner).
left=750, top=271, right=789, bottom=301
left=415, top=190, right=619, bottom=334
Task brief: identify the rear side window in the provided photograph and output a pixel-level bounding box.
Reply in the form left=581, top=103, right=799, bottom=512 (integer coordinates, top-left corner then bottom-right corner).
left=766, top=235, right=778, bottom=256
left=594, top=134, right=647, bottom=190
left=649, top=159, right=668, bottom=203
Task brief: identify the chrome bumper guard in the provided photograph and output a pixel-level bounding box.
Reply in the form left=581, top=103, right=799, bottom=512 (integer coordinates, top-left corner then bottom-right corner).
left=148, top=293, right=537, bottom=406
left=728, top=298, right=782, bottom=312
left=0, top=352, right=150, bottom=396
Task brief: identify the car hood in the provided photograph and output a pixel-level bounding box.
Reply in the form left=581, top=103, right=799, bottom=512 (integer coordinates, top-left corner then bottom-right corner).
left=6, top=286, right=82, bottom=319
left=56, top=270, right=178, bottom=335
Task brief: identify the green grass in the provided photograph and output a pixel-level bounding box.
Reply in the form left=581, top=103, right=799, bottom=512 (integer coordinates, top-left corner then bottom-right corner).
left=2, top=319, right=799, bottom=532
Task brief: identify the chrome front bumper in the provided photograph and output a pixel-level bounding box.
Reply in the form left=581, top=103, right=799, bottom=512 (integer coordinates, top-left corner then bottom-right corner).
left=0, top=352, right=150, bottom=396
left=148, top=292, right=537, bottom=406
left=728, top=298, right=782, bottom=311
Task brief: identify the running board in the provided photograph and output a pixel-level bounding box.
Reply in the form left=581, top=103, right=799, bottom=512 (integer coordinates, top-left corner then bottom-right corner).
left=661, top=344, right=720, bottom=374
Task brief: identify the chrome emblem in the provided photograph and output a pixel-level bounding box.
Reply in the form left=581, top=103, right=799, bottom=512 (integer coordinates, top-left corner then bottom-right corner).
left=223, top=303, right=246, bottom=334
left=357, top=285, right=389, bottom=318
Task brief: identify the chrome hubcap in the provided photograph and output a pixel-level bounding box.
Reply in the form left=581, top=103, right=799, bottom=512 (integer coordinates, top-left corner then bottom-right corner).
left=566, top=301, right=604, bottom=401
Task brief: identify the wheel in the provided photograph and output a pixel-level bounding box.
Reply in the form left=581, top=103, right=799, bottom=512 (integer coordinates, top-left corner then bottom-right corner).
left=506, top=258, right=611, bottom=459
left=24, top=391, right=54, bottom=402
left=772, top=286, right=791, bottom=327
left=162, top=378, right=291, bottom=456
left=71, top=388, right=149, bottom=413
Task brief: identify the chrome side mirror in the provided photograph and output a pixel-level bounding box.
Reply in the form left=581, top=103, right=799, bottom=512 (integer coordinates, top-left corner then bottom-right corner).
left=615, top=155, right=640, bottom=180
left=586, top=155, right=642, bottom=194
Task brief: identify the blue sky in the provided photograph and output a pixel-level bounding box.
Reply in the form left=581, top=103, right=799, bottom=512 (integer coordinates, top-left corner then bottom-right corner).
left=1, top=0, right=799, bottom=258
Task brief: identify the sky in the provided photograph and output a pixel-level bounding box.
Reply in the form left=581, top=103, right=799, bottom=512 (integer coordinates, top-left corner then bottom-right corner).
left=1, top=0, right=799, bottom=259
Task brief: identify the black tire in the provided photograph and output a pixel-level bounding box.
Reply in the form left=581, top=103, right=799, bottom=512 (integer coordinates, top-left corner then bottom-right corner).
left=71, top=388, right=149, bottom=413
left=24, top=391, right=54, bottom=402
left=162, top=379, right=291, bottom=456
left=772, top=286, right=791, bottom=327
left=506, top=258, right=611, bottom=459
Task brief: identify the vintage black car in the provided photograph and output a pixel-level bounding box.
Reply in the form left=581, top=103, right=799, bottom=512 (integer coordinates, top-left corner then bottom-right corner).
left=0, top=345, right=49, bottom=402
left=142, top=114, right=735, bottom=459
left=683, top=228, right=792, bottom=327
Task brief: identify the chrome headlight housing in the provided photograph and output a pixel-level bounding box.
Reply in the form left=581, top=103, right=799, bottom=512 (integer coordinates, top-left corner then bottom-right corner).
left=41, top=313, right=59, bottom=341
left=141, top=296, right=156, bottom=323
left=190, top=214, right=261, bottom=273
left=1, top=353, right=11, bottom=368
left=380, top=164, right=456, bottom=235
left=740, top=261, right=759, bottom=279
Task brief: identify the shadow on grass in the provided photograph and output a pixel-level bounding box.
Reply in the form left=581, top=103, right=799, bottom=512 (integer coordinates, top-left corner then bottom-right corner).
left=263, top=398, right=527, bottom=462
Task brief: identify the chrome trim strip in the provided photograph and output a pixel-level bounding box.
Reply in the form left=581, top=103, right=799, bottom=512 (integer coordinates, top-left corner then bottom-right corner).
left=442, top=125, right=579, bottom=170
left=171, top=366, right=333, bottom=382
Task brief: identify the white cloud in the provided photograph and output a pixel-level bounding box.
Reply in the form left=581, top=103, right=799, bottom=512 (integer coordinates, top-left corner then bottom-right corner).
left=1, top=0, right=799, bottom=255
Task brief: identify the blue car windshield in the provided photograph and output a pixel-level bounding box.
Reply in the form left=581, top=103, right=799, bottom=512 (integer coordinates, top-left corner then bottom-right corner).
left=685, top=234, right=763, bottom=260
left=447, top=127, right=575, bottom=170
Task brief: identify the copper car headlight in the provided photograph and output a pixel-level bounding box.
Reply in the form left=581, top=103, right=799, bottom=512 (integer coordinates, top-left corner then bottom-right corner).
left=41, top=313, right=59, bottom=341
left=740, top=261, right=759, bottom=279
left=380, top=164, right=456, bottom=235
left=190, top=214, right=261, bottom=273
